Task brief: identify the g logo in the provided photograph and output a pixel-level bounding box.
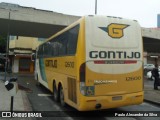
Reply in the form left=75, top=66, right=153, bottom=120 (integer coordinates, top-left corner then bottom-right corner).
left=99, top=23, right=129, bottom=38
left=107, top=24, right=129, bottom=38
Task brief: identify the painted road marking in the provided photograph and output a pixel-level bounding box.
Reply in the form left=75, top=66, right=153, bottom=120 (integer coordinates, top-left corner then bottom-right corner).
left=38, top=94, right=53, bottom=97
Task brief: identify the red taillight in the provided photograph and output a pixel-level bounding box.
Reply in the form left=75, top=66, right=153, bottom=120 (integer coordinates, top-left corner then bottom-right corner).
left=79, top=63, right=95, bottom=96
left=80, top=63, right=86, bottom=95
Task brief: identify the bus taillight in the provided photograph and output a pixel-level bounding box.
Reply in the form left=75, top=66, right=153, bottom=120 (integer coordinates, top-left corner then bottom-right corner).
left=80, top=63, right=86, bottom=95
left=80, top=63, right=85, bottom=82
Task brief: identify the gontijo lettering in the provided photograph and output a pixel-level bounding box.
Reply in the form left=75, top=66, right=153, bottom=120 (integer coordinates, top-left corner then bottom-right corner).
left=89, top=51, right=141, bottom=59
left=45, top=60, right=57, bottom=68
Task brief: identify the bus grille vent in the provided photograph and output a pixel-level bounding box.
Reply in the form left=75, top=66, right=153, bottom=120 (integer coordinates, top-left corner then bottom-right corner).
left=68, top=77, right=77, bottom=104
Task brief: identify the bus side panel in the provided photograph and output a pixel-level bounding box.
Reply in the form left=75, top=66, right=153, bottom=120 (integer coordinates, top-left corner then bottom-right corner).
left=36, top=58, right=49, bottom=89
left=44, top=56, right=78, bottom=108
left=75, top=18, right=86, bottom=109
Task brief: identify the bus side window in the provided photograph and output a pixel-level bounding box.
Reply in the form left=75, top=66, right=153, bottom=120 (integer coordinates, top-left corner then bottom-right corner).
left=43, top=42, right=52, bottom=58
left=50, top=42, right=54, bottom=57
left=67, top=25, right=79, bottom=55
left=58, top=32, right=68, bottom=56
left=53, top=42, right=59, bottom=56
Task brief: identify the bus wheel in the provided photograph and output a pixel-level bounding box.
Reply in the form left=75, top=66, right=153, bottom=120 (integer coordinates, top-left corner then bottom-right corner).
left=53, top=83, right=59, bottom=102
left=60, top=86, right=66, bottom=107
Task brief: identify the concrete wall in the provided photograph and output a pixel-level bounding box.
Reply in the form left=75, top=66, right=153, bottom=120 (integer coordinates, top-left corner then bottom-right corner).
left=0, top=3, right=80, bottom=26
left=0, top=3, right=80, bottom=37
left=15, top=36, right=38, bottom=49
left=9, top=39, right=16, bottom=49
left=9, top=36, right=44, bottom=54
left=142, top=28, right=160, bottom=40
left=12, top=58, right=19, bottom=73
left=143, top=52, right=147, bottom=65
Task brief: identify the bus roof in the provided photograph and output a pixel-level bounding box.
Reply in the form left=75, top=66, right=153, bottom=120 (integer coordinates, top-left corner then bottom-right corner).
left=38, top=15, right=138, bottom=47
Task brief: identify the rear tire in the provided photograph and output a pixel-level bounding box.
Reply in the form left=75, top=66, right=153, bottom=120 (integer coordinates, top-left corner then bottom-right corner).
left=53, top=83, right=59, bottom=102
left=60, top=86, right=66, bottom=107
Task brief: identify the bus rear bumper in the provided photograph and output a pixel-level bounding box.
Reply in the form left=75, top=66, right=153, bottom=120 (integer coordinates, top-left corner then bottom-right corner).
left=78, top=91, right=144, bottom=111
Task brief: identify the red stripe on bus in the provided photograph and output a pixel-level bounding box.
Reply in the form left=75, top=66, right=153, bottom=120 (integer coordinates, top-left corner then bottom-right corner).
left=94, top=60, right=137, bottom=64
left=94, top=60, right=105, bottom=64
left=124, top=60, right=137, bottom=64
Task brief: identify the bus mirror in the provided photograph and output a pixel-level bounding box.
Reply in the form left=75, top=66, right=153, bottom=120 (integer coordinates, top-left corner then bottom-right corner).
left=31, top=53, right=35, bottom=61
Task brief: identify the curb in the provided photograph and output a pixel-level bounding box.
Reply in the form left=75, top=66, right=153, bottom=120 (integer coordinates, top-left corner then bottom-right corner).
left=21, top=90, right=33, bottom=111
left=144, top=99, right=160, bottom=106
left=0, top=72, right=34, bottom=77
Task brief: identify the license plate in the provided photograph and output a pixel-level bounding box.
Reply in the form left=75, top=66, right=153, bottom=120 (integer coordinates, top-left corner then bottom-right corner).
left=112, top=96, right=122, bottom=101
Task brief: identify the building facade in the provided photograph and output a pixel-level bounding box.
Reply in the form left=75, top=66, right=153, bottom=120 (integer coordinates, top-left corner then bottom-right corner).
left=9, top=36, right=45, bottom=73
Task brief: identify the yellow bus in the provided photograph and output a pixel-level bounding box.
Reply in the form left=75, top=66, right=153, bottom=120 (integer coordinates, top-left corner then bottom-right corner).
left=35, top=15, right=143, bottom=111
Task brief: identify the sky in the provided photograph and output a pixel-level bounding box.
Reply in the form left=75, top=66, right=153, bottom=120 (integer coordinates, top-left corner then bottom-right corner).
left=0, top=0, right=160, bottom=28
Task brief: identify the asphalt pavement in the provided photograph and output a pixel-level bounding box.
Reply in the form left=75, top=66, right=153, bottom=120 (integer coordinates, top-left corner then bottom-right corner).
left=0, top=73, right=160, bottom=119
left=144, top=77, right=160, bottom=105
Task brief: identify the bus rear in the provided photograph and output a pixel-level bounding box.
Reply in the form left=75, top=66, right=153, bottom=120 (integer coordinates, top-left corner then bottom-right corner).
left=79, top=16, right=143, bottom=111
